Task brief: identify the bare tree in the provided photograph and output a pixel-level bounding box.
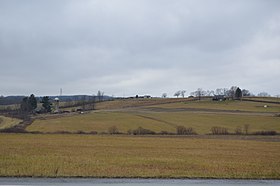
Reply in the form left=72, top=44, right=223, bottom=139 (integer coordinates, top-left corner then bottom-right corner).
left=108, top=126, right=119, bottom=134
left=191, top=88, right=206, bottom=100
left=257, top=92, right=270, bottom=97
left=174, top=91, right=181, bottom=98
left=97, top=90, right=104, bottom=101
left=244, top=124, right=250, bottom=135
left=215, top=88, right=224, bottom=95
left=162, top=93, right=167, bottom=98
left=229, top=86, right=238, bottom=100
left=242, top=89, right=251, bottom=97
left=205, top=90, right=214, bottom=96
left=235, top=126, right=242, bottom=135
left=90, top=95, right=96, bottom=110
left=180, top=90, right=186, bottom=98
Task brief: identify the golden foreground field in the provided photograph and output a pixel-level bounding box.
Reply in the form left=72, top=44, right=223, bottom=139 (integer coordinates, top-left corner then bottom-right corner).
left=0, top=134, right=280, bottom=179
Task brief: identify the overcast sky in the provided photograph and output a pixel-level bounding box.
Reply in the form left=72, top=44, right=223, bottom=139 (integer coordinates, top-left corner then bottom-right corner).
left=1, top=0, right=280, bottom=97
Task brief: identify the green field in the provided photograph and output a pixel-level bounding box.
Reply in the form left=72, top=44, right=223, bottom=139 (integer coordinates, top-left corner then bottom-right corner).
left=26, top=100, right=280, bottom=134
left=0, top=134, right=279, bottom=179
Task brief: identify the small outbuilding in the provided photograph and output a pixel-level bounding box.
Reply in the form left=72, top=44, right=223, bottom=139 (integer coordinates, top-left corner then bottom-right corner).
left=212, top=95, right=226, bottom=101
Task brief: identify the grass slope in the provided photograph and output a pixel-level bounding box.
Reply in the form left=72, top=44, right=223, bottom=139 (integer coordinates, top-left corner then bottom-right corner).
left=0, top=116, right=22, bottom=130
left=27, top=111, right=280, bottom=134
left=0, top=134, right=279, bottom=179
left=146, top=100, right=280, bottom=113
left=26, top=100, right=280, bottom=134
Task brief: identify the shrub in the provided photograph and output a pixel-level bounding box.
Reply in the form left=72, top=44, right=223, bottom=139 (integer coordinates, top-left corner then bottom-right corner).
left=53, top=131, right=73, bottom=134
left=244, top=124, right=250, bottom=135
left=108, top=126, right=119, bottom=134
left=127, top=129, right=133, bottom=135
left=159, top=131, right=174, bottom=135
left=234, top=126, right=243, bottom=135
left=211, top=127, right=229, bottom=135
left=89, top=131, right=98, bottom=135
left=0, top=127, right=26, bottom=133
left=130, top=127, right=156, bottom=135
left=253, top=131, right=277, bottom=135
left=76, top=130, right=86, bottom=134
left=176, top=126, right=196, bottom=135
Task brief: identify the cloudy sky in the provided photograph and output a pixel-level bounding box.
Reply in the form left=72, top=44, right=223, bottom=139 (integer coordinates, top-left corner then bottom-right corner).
left=1, top=0, right=280, bottom=97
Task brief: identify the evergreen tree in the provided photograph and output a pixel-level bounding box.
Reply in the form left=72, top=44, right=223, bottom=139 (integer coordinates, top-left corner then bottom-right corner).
left=235, top=87, right=242, bottom=100
left=41, top=96, right=52, bottom=112
left=20, top=97, right=30, bottom=112
left=28, top=94, right=37, bottom=110
left=20, top=94, right=37, bottom=113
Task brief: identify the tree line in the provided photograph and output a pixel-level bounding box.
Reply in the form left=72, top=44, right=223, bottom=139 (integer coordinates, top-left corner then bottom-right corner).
left=19, top=94, right=52, bottom=113
left=168, top=86, right=272, bottom=99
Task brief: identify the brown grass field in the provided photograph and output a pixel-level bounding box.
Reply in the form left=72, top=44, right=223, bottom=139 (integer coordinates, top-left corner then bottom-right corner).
left=0, top=134, right=279, bottom=179
left=1, top=98, right=280, bottom=178
left=26, top=99, right=280, bottom=134
left=26, top=110, right=280, bottom=134
left=0, top=116, right=22, bottom=130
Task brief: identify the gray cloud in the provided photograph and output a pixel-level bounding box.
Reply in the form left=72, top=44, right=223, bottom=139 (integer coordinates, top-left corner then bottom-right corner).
left=0, top=0, right=280, bottom=97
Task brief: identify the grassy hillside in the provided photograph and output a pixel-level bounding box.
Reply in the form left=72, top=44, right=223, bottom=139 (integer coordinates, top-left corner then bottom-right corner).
left=26, top=99, right=280, bottom=134
left=146, top=100, right=280, bottom=113
left=0, top=134, right=279, bottom=178
left=26, top=111, right=280, bottom=134
left=0, top=116, right=22, bottom=130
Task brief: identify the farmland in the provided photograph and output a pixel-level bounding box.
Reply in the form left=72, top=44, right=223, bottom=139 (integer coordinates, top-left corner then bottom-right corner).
left=1, top=98, right=280, bottom=178
left=0, top=134, right=279, bottom=179
left=0, top=116, right=22, bottom=130
left=26, top=99, right=280, bottom=134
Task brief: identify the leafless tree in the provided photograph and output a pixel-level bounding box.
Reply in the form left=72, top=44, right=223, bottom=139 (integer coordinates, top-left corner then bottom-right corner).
left=108, top=126, right=119, bottom=134
left=215, top=88, right=224, bottom=95
left=205, top=90, right=215, bottom=96
left=191, top=88, right=206, bottom=100
left=162, top=93, right=167, bottom=98
left=228, top=86, right=238, bottom=100
left=242, top=89, right=251, bottom=97
left=181, top=90, right=186, bottom=98
left=257, top=92, right=270, bottom=97
left=235, top=126, right=242, bottom=135
left=244, top=124, right=250, bottom=135
left=97, top=90, right=104, bottom=101
left=174, top=91, right=181, bottom=98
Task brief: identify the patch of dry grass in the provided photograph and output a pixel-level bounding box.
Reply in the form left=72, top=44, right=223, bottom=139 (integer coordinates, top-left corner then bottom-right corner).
left=27, top=111, right=175, bottom=133
left=0, top=134, right=279, bottom=179
left=147, top=100, right=280, bottom=113
left=26, top=111, right=280, bottom=134
left=0, top=116, right=22, bottom=129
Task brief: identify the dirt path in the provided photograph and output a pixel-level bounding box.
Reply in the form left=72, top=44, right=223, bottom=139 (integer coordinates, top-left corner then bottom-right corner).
left=135, top=114, right=178, bottom=127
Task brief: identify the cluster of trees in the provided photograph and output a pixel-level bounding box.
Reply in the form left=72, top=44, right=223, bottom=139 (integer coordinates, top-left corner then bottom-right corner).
left=176, top=126, right=196, bottom=135
left=173, top=90, right=186, bottom=98
left=106, top=124, right=277, bottom=136
left=171, top=86, right=255, bottom=99
left=20, top=94, right=37, bottom=113
left=19, top=94, right=52, bottom=114
left=17, top=90, right=107, bottom=114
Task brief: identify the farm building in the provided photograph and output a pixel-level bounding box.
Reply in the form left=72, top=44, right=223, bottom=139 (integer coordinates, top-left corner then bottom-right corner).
left=212, top=95, right=226, bottom=101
